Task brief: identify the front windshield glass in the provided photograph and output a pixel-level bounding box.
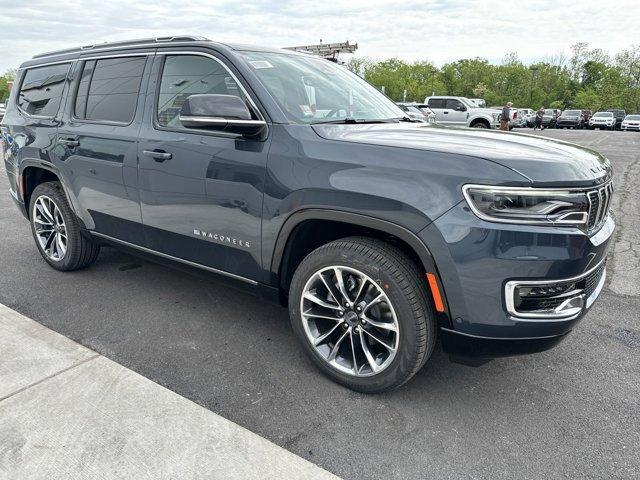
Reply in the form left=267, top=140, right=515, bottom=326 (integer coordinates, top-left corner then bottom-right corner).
left=594, top=112, right=613, bottom=117
left=562, top=110, right=581, bottom=115
left=239, top=51, right=404, bottom=124
left=625, top=115, right=640, bottom=120
left=460, top=98, right=478, bottom=108
left=544, top=109, right=555, bottom=115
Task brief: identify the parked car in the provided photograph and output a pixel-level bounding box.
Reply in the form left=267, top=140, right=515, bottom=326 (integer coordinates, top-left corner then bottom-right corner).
left=606, top=109, right=626, bottom=130
left=511, top=109, right=529, bottom=128
left=556, top=109, right=586, bottom=129
left=2, top=36, right=614, bottom=392
left=621, top=114, right=640, bottom=131
left=541, top=109, right=560, bottom=128
left=589, top=111, right=616, bottom=130
left=518, top=108, right=535, bottom=127
left=396, top=102, right=432, bottom=123
left=412, top=103, right=437, bottom=123
left=424, top=96, right=500, bottom=128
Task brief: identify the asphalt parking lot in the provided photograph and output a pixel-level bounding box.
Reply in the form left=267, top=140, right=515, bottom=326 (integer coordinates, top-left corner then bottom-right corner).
left=1, top=129, right=639, bottom=480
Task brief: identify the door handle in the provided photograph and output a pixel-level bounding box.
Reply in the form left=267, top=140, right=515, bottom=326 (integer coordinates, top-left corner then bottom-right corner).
left=143, top=150, right=172, bottom=162
left=59, top=138, right=80, bottom=147
left=443, top=111, right=449, bottom=114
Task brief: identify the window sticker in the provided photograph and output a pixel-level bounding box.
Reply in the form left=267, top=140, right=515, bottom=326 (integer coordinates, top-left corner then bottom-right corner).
left=299, top=104, right=314, bottom=116
left=249, top=60, right=274, bottom=69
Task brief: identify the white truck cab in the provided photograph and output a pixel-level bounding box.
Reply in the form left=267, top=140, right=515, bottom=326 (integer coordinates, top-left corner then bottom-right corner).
left=424, top=96, right=500, bottom=129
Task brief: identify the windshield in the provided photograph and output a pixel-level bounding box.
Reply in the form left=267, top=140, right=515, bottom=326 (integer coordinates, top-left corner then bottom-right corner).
left=562, top=110, right=581, bottom=116
left=240, top=52, right=404, bottom=124
left=543, top=109, right=556, bottom=115
left=625, top=115, right=640, bottom=120
left=460, top=98, right=479, bottom=108
left=594, top=112, right=613, bottom=117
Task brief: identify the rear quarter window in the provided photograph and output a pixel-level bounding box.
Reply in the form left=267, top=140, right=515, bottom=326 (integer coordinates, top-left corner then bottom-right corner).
left=74, top=56, right=146, bottom=123
left=17, top=63, right=71, bottom=117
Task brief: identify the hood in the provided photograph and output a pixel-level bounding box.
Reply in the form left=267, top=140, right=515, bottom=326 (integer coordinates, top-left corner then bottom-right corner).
left=312, top=123, right=611, bottom=186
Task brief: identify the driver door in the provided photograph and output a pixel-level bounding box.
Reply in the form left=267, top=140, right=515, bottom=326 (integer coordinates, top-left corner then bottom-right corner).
left=445, top=99, right=468, bottom=126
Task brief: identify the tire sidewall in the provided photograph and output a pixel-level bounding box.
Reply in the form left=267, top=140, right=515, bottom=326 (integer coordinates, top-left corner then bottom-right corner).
left=289, top=242, right=428, bottom=392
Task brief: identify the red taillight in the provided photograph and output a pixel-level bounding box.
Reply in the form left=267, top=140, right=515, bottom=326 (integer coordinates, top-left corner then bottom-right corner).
left=425, top=273, right=445, bottom=312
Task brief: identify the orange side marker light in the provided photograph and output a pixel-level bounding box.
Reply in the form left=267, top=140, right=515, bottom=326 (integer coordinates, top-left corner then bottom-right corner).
left=425, top=273, right=445, bottom=312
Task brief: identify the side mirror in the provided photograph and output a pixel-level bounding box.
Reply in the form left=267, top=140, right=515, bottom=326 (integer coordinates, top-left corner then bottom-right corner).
left=455, top=104, right=466, bottom=112
left=179, top=94, right=266, bottom=137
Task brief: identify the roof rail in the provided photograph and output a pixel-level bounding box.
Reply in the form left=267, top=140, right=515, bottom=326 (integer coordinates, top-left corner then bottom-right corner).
left=32, top=35, right=210, bottom=59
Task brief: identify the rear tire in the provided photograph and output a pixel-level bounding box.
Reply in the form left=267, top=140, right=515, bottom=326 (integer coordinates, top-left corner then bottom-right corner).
left=29, top=181, right=100, bottom=271
left=289, top=237, right=436, bottom=393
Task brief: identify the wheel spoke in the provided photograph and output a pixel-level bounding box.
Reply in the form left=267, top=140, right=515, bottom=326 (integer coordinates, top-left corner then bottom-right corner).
left=349, top=330, right=359, bottom=374
left=55, top=233, right=66, bottom=257
left=359, top=329, right=380, bottom=373
left=364, top=292, right=385, bottom=312
left=314, top=322, right=342, bottom=346
left=34, top=215, right=53, bottom=226
left=361, top=314, right=398, bottom=332
left=317, top=272, right=342, bottom=306
left=353, top=278, right=370, bottom=305
left=363, top=328, right=396, bottom=352
left=302, top=309, right=342, bottom=322
left=303, top=291, right=340, bottom=310
left=333, top=267, right=352, bottom=305
left=327, top=328, right=350, bottom=361
left=36, top=202, right=55, bottom=225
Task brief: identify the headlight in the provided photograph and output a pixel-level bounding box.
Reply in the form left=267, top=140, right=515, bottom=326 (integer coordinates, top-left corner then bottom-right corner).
left=462, top=185, right=589, bottom=226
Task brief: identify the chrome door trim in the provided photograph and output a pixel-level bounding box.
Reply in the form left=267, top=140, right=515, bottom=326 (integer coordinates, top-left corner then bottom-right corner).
left=90, top=231, right=258, bottom=285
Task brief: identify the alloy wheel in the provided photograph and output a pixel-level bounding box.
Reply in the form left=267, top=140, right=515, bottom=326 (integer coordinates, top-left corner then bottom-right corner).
left=32, top=195, right=67, bottom=261
left=300, top=266, right=399, bottom=377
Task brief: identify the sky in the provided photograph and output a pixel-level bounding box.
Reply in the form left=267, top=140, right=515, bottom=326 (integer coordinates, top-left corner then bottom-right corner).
left=0, top=0, right=638, bottom=73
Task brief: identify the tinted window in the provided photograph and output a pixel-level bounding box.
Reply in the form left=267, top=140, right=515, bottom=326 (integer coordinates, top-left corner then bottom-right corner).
left=18, top=63, right=70, bottom=117
left=427, top=98, right=445, bottom=109
left=157, top=55, right=246, bottom=128
left=445, top=99, right=464, bottom=110
left=75, top=57, right=146, bottom=123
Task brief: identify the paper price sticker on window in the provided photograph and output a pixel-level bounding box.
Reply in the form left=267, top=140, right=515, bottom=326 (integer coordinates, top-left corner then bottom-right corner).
left=249, top=60, right=274, bottom=69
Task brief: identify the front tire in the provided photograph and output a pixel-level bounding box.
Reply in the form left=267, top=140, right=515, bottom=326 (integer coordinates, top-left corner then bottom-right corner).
left=289, top=237, right=435, bottom=393
left=29, top=181, right=100, bottom=271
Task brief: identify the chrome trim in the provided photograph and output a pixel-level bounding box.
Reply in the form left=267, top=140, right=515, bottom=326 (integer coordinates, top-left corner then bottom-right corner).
left=90, top=232, right=258, bottom=285
left=179, top=116, right=266, bottom=126
left=590, top=215, right=615, bottom=246
left=504, top=258, right=607, bottom=321
left=586, top=268, right=606, bottom=309
left=440, top=327, right=563, bottom=341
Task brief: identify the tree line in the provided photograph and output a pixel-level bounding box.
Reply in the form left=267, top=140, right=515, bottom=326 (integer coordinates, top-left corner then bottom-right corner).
left=346, top=43, right=640, bottom=112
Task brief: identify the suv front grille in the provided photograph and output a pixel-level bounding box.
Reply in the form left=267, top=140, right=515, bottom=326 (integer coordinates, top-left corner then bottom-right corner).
left=587, top=182, right=613, bottom=231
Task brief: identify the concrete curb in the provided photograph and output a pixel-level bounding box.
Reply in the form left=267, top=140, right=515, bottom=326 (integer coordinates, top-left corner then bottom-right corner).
left=0, top=304, right=340, bottom=479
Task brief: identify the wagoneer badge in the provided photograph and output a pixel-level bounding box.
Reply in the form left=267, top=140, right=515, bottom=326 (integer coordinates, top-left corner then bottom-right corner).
left=193, top=229, right=251, bottom=249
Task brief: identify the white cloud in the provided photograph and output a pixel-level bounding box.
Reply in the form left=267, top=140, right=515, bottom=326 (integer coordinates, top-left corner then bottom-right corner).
left=0, top=0, right=638, bottom=72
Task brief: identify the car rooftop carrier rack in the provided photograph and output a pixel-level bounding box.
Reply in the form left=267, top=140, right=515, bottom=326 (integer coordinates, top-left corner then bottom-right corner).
left=32, top=36, right=210, bottom=59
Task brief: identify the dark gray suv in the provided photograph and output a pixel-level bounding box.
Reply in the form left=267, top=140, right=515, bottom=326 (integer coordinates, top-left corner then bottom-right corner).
left=1, top=36, right=614, bottom=392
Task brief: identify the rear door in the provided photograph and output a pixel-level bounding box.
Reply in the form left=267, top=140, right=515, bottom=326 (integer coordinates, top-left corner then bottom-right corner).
left=426, top=98, right=450, bottom=124
left=56, top=51, right=153, bottom=244
left=136, top=50, right=270, bottom=281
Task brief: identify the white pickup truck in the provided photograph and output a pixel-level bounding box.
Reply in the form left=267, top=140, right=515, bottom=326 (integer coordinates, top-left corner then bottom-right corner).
left=424, top=96, right=500, bottom=129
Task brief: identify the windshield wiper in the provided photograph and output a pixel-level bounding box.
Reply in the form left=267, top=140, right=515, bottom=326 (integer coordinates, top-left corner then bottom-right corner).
left=311, top=118, right=399, bottom=125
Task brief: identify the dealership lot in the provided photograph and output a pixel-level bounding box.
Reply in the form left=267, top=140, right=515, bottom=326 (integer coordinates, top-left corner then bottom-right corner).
left=1, top=129, right=638, bottom=479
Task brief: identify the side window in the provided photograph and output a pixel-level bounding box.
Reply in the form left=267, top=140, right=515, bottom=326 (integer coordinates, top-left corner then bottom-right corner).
left=445, top=99, right=463, bottom=110
left=157, top=55, right=247, bottom=128
left=17, top=63, right=71, bottom=117
left=74, top=56, right=146, bottom=123
left=427, top=98, right=445, bottom=109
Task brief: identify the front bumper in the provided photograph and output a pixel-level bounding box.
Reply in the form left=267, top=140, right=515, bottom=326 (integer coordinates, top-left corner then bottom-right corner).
left=622, top=124, right=640, bottom=131
left=419, top=202, right=614, bottom=358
